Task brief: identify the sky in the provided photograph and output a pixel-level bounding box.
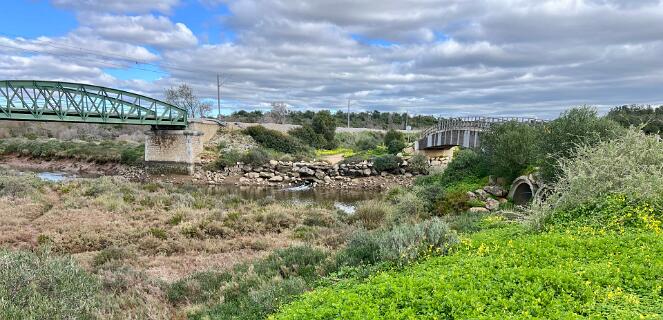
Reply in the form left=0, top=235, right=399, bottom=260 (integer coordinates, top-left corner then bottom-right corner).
left=1, top=0, right=662, bottom=119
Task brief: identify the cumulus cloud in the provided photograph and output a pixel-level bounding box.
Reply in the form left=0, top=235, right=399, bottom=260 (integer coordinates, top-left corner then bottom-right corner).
left=5, top=0, right=663, bottom=118
left=77, top=14, right=197, bottom=49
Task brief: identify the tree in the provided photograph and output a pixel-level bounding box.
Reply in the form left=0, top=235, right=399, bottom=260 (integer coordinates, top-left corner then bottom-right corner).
left=480, top=121, right=542, bottom=181
left=164, top=84, right=211, bottom=118
left=312, top=111, right=337, bottom=149
left=269, top=102, right=289, bottom=124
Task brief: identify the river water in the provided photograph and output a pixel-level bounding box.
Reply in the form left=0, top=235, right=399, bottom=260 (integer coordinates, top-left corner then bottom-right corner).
left=27, top=170, right=375, bottom=214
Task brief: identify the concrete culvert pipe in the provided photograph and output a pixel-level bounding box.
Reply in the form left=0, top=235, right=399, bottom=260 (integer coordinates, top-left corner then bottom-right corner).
left=508, top=176, right=537, bottom=205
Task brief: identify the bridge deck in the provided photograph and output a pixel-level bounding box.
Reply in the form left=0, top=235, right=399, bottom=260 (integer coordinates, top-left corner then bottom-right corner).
left=0, top=80, right=187, bottom=128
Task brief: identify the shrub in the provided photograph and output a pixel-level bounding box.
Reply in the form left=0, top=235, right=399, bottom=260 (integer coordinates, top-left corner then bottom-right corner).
left=0, top=173, right=43, bottom=198
left=387, top=139, right=406, bottom=154
left=93, top=247, right=128, bottom=267
left=607, top=104, right=663, bottom=136
left=288, top=125, right=326, bottom=149
left=0, top=250, right=100, bottom=319
left=435, top=190, right=471, bottom=215
left=149, top=227, right=168, bottom=240
left=392, top=192, right=429, bottom=225
left=532, top=128, right=663, bottom=229
left=407, top=153, right=429, bottom=174
left=538, top=106, right=624, bottom=182
left=336, top=230, right=382, bottom=266
left=480, top=121, right=541, bottom=181
left=216, top=149, right=243, bottom=168
left=372, top=154, right=402, bottom=172
left=351, top=200, right=394, bottom=229
left=312, top=111, right=338, bottom=149
left=415, top=149, right=487, bottom=188
left=378, top=218, right=458, bottom=265
left=336, top=131, right=384, bottom=151
left=243, top=125, right=307, bottom=154
left=241, top=148, right=270, bottom=166
left=412, top=184, right=446, bottom=213
left=253, top=246, right=327, bottom=283
left=167, top=271, right=233, bottom=304
left=384, top=129, right=404, bottom=148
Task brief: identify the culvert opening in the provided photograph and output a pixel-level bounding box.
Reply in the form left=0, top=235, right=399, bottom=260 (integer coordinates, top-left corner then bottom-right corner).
left=512, top=183, right=533, bottom=205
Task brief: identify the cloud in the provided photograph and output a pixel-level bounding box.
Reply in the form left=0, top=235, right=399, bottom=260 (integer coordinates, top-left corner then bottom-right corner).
left=77, top=14, right=198, bottom=49
left=51, top=0, right=181, bottom=14
left=5, top=0, right=663, bottom=118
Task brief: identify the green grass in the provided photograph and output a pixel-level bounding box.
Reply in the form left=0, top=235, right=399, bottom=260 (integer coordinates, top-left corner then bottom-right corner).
left=272, top=222, right=663, bottom=319
left=315, top=148, right=356, bottom=157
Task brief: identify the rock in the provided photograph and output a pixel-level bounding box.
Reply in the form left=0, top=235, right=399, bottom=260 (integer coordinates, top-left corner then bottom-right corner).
left=314, top=170, right=327, bottom=180
left=268, top=175, right=284, bottom=182
left=466, top=191, right=477, bottom=200
left=323, top=176, right=333, bottom=183
left=485, top=198, right=500, bottom=211
left=474, top=189, right=489, bottom=200
left=363, top=169, right=372, bottom=176
left=299, top=167, right=315, bottom=176
left=404, top=173, right=413, bottom=178
left=484, top=185, right=507, bottom=197
left=469, top=207, right=490, bottom=213
left=269, top=160, right=278, bottom=166
left=431, top=160, right=442, bottom=166
left=246, top=172, right=260, bottom=179
left=259, top=171, right=274, bottom=178
left=239, top=177, right=249, bottom=183
left=498, top=197, right=508, bottom=204
left=402, top=160, right=408, bottom=166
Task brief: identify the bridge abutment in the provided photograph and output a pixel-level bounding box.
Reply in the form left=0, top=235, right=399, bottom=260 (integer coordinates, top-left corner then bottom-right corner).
left=144, top=129, right=204, bottom=175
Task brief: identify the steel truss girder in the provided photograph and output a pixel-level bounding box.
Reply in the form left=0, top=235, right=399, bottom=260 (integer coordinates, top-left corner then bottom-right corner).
left=0, top=80, right=187, bottom=128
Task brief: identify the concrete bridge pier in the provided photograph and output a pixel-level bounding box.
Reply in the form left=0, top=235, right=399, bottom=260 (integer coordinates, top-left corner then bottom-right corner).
left=144, top=129, right=204, bottom=175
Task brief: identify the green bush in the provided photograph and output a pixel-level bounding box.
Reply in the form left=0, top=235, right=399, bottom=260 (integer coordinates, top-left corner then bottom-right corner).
left=372, top=154, right=402, bottom=172
left=387, top=139, right=406, bottom=154
left=538, top=107, right=624, bottom=182
left=216, top=149, right=243, bottom=168
left=0, top=138, right=144, bottom=165
left=480, top=121, right=541, bottom=181
left=93, top=247, right=128, bottom=267
left=435, top=190, right=471, bottom=215
left=351, top=199, right=394, bottom=229
left=167, top=271, right=233, bottom=304
left=0, top=172, right=43, bottom=198
left=288, top=125, right=326, bottom=149
left=243, top=125, right=308, bottom=154
left=0, top=250, right=100, bottom=319
left=312, top=111, right=338, bottom=149
left=607, top=104, right=663, bottom=136
left=384, top=129, right=404, bottom=148
left=532, top=128, right=663, bottom=229
left=407, top=153, right=429, bottom=174
left=335, top=231, right=382, bottom=266
left=377, top=218, right=458, bottom=265
left=392, top=192, right=429, bottom=225
left=415, top=149, right=487, bottom=188
left=336, top=131, right=384, bottom=152
left=241, top=148, right=270, bottom=166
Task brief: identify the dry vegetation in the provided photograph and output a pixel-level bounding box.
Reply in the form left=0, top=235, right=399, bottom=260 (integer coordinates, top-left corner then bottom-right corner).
left=0, top=170, right=354, bottom=318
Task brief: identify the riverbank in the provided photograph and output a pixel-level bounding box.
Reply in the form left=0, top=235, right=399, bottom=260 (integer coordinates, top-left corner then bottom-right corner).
left=0, top=155, right=415, bottom=191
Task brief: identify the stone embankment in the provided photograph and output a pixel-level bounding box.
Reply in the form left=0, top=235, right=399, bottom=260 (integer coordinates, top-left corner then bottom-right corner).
left=193, top=159, right=418, bottom=190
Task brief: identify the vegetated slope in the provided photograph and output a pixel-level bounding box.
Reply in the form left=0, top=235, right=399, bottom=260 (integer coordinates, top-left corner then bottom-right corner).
left=272, top=128, right=663, bottom=319
left=273, top=223, right=662, bottom=319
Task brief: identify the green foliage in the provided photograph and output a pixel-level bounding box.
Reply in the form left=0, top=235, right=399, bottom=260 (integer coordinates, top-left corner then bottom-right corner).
left=312, top=111, right=338, bottom=149
left=372, top=154, right=402, bottom=172
left=216, top=149, right=243, bottom=168
left=336, top=131, right=384, bottom=152
left=532, top=128, right=663, bottom=229
left=241, top=148, right=270, bottom=166
left=0, top=172, right=44, bottom=198
left=149, top=227, right=168, bottom=240
left=386, top=139, right=406, bottom=155
left=383, top=129, right=405, bottom=154
left=407, top=153, right=429, bottom=174
left=288, top=125, right=327, bottom=149
left=480, top=121, right=542, bottom=181
left=167, top=271, right=233, bottom=304
left=243, top=125, right=308, bottom=154
left=538, top=106, right=624, bottom=182
left=435, top=190, right=471, bottom=215
left=350, top=199, right=395, bottom=230
left=415, top=149, right=488, bottom=188
left=273, top=224, right=663, bottom=319
left=337, top=219, right=458, bottom=268
left=0, top=250, right=100, bottom=319
left=607, top=104, right=662, bottom=136
left=0, top=138, right=144, bottom=165
left=391, top=192, right=429, bottom=225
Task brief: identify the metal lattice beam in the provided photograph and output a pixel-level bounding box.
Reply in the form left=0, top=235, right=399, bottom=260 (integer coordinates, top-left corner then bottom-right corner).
left=0, top=80, right=187, bottom=128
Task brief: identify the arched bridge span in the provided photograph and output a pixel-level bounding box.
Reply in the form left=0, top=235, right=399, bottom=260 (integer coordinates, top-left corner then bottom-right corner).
left=415, top=116, right=544, bottom=150
left=0, top=80, right=187, bottom=128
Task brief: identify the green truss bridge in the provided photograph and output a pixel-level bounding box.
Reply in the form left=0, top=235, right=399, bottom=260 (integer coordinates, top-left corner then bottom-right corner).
left=0, top=80, right=187, bottom=128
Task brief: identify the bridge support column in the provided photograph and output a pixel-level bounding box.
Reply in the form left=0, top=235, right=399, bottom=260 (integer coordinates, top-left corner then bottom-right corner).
left=144, top=129, right=204, bottom=175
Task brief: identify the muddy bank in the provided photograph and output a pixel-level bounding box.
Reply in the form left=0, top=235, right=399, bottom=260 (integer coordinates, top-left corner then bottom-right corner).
left=0, top=155, right=132, bottom=176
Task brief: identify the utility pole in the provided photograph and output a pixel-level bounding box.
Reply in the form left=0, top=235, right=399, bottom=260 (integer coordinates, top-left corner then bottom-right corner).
left=216, top=74, right=221, bottom=119
left=347, top=98, right=351, bottom=128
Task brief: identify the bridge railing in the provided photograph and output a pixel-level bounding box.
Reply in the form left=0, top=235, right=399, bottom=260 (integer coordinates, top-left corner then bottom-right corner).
left=420, top=116, right=545, bottom=137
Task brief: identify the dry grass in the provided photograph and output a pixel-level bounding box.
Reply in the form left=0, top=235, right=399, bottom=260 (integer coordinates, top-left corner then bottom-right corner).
left=0, top=169, right=355, bottom=318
